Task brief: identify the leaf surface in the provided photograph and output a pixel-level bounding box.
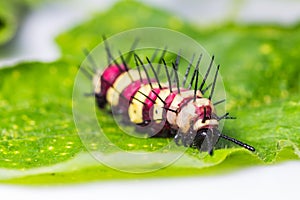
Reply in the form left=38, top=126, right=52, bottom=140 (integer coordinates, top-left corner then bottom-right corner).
left=0, top=1, right=299, bottom=184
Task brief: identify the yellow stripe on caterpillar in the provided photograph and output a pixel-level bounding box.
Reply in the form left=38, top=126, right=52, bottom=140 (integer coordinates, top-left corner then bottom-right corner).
left=107, top=70, right=146, bottom=106
left=128, top=83, right=160, bottom=124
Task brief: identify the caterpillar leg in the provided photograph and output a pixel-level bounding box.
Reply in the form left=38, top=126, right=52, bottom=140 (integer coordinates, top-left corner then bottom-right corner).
left=95, top=93, right=107, bottom=108
left=174, top=130, right=196, bottom=147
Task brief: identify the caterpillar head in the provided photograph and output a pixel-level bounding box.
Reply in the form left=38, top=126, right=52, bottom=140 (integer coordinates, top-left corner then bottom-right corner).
left=175, top=97, right=255, bottom=155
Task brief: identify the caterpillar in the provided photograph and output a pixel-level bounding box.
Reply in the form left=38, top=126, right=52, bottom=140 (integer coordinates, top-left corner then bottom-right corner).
left=84, top=37, right=255, bottom=155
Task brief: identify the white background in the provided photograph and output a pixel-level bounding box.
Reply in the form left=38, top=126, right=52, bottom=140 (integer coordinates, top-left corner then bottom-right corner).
left=1, top=0, right=300, bottom=199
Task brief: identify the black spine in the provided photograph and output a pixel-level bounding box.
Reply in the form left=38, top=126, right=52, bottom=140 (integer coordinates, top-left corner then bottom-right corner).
left=162, top=59, right=172, bottom=93
left=172, top=62, right=180, bottom=94
left=134, top=54, right=153, bottom=89
left=209, top=65, right=220, bottom=100
left=151, top=89, right=166, bottom=105
left=182, top=54, right=195, bottom=87
left=199, top=55, right=214, bottom=93
left=125, top=38, right=139, bottom=63
left=213, top=99, right=226, bottom=106
left=137, top=91, right=156, bottom=104
left=83, top=48, right=97, bottom=73
left=102, top=35, right=123, bottom=72
left=146, top=57, right=162, bottom=89
left=219, top=134, right=255, bottom=152
left=193, top=54, right=202, bottom=102
left=80, top=66, right=93, bottom=80
left=156, top=46, right=168, bottom=76
left=119, top=50, right=134, bottom=82
left=201, top=83, right=212, bottom=94
left=130, top=95, right=146, bottom=105
left=188, top=66, right=197, bottom=90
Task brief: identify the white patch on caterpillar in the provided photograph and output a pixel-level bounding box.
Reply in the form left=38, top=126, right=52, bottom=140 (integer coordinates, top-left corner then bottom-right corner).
left=176, top=103, right=197, bottom=133
left=128, top=83, right=160, bottom=124
left=152, top=88, right=170, bottom=122
left=193, top=119, right=219, bottom=131
left=166, top=90, right=202, bottom=129
left=107, top=70, right=146, bottom=106
left=194, top=98, right=215, bottom=112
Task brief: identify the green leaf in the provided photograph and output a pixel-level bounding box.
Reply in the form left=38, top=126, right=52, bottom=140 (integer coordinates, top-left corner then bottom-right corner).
left=1, top=1, right=300, bottom=184
left=0, top=61, right=83, bottom=170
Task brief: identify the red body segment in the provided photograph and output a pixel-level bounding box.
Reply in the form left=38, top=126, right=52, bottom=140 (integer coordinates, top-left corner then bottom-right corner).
left=196, top=106, right=212, bottom=119
left=100, top=64, right=126, bottom=97
left=118, top=79, right=146, bottom=114
left=164, top=92, right=177, bottom=109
